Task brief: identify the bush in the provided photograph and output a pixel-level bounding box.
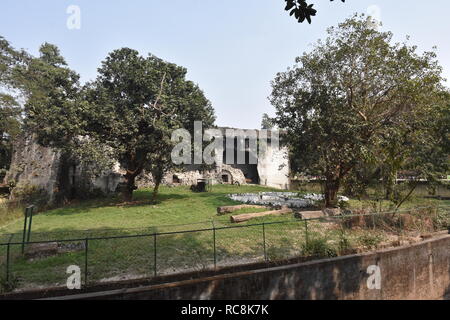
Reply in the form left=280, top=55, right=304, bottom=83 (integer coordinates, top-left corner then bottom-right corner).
left=338, top=229, right=352, bottom=255
left=0, top=199, right=25, bottom=226
left=357, top=233, right=383, bottom=250
left=434, top=207, right=450, bottom=230
left=301, top=238, right=337, bottom=258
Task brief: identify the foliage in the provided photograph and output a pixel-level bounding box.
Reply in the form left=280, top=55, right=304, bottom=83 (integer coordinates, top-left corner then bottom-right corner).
left=85, top=48, right=215, bottom=201
left=337, top=228, right=352, bottom=254
left=11, top=43, right=116, bottom=183
left=357, top=233, right=383, bottom=250
left=301, top=237, right=337, bottom=258
left=261, top=113, right=276, bottom=129
left=270, top=15, right=446, bottom=207
left=10, top=43, right=215, bottom=202
left=0, top=273, right=19, bottom=293
left=284, top=0, right=345, bottom=24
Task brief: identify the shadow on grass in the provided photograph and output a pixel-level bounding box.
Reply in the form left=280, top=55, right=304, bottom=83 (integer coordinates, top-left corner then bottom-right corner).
left=47, top=193, right=190, bottom=217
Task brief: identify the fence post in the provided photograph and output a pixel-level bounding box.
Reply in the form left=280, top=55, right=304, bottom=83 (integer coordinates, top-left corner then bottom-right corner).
left=262, top=223, right=267, bottom=263
left=84, top=238, right=89, bottom=286
left=304, top=219, right=309, bottom=246
left=6, top=243, right=10, bottom=283
left=153, top=233, right=157, bottom=277
left=21, top=207, right=29, bottom=254
left=213, top=226, right=217, bottom=270
left=5, top=234, right=13, bottom=283
left=26, top=206, right=34, bottom=243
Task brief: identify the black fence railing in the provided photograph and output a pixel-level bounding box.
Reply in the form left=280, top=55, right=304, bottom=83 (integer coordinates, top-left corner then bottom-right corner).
left=0, top=205, right=449, bottom=292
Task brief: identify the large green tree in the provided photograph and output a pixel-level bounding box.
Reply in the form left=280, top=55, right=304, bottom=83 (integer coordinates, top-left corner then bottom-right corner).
left=270, top=15, right=445, bottom=207
left=86, top=48, right=215, bottom=201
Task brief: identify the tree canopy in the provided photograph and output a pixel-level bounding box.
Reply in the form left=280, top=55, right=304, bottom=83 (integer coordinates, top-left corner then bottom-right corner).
left=7, top=42, right=215, bottom=202
left=270, top=15, right=448, bottom=207
left=85, top=48, right=215, bottom=201
left=0, top=37, right=29, bottom=175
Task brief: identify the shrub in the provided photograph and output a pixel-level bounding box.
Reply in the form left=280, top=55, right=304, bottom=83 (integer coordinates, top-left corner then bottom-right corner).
left=10, top=184, right=49, bottom=206
left=301, top=238, right=337, bottom=258
left=337, top=229, right=352, bottom=255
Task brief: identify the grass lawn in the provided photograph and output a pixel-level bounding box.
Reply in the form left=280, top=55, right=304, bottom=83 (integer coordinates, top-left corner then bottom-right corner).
left=0, top=184, right=449, bottom=292
left=0, top=185, right=286, bottom=239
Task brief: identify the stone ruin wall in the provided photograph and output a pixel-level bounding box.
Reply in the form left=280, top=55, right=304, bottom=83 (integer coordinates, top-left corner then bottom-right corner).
left=136, top=164, right=248, bottom=188
left=5, top=134, right=121, bottom=202
left=5, top=131, right=291, bottom=202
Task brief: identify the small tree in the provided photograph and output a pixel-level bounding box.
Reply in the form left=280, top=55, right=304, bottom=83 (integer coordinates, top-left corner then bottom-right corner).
left=270, top=15, right=444, bottom=207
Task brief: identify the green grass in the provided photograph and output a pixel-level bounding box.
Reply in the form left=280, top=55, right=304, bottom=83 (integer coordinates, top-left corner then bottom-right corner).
left=0, top=184, right=449, bottom=292
left=0, top=198, right=23, bottom=230
left=0, top=185, right=280, bottom=237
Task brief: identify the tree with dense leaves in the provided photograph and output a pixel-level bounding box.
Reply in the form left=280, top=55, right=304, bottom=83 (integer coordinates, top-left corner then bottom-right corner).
left=86, top=48, right=215, bottom=202
left=0, top=37, right=29, bottom=177
left=270, top=15, right=445, bottom=207
left=284, top=0, right=345, bottom=24
left=15, top=42, right=117, bottom=191
left=18, top=43, right=84, bottom=150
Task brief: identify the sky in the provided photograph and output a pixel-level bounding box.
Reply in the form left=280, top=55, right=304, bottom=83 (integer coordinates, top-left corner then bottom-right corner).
left=1, top=0, right=449, bottom=129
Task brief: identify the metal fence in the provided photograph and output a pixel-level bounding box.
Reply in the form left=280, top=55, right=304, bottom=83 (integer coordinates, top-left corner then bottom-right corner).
left=0, top=205, right=449, bottom=292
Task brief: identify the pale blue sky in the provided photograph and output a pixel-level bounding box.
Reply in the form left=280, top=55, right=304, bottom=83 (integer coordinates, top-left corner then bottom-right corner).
left=1, top=1, right=449, bottom=128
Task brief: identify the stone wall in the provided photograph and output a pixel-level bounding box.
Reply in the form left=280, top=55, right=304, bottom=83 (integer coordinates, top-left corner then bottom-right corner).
left=136, top=164, right=247, bottom=188
left=6, top=128, right=292, bottom=201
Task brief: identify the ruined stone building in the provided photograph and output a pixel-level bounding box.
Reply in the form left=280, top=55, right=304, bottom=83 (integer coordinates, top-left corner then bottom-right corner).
left=4, top=128, right=290, bottom=202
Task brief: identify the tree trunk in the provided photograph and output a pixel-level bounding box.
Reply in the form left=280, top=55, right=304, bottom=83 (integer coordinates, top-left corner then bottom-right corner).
left=384, top=169, right=397, bottom=201
left=122, top=173, right=137, bottom=202
left=324, top=177, right=340, bottom=208
left=152, top=182, right=160, bottom=204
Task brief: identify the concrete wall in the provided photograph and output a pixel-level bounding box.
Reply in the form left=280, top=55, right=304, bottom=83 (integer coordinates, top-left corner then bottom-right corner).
left=67, top=234, right=450, bottom=300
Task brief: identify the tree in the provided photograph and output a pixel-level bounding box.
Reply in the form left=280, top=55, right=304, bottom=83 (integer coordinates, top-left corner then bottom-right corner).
left=0, top=37, right=28, bottom=175
left=14, top=43, right=115, bottom=189
left=284, top=0, right=345, bottom=24
left=86, top=48, right=215, bottom=202
left=270, top=15, right=444, bottom=207
left=17, top=43, right=85, bottom=150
